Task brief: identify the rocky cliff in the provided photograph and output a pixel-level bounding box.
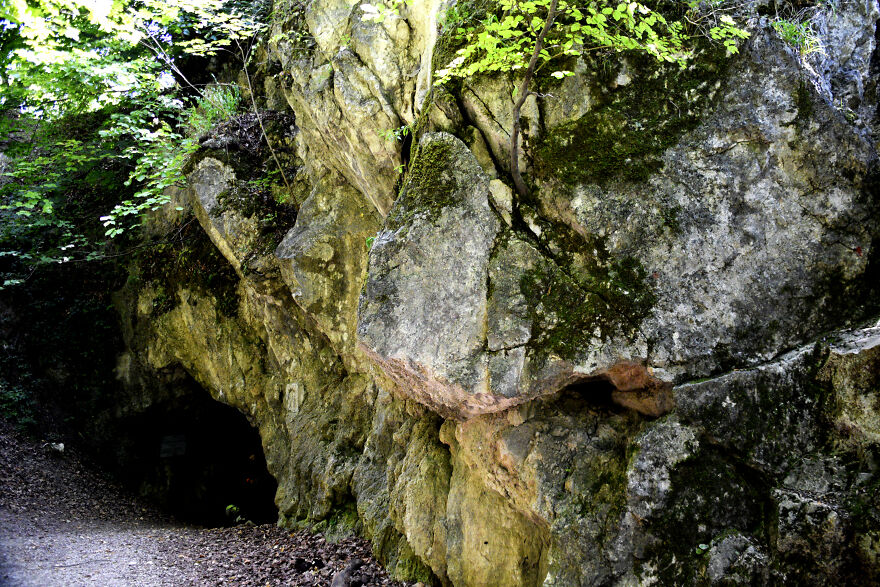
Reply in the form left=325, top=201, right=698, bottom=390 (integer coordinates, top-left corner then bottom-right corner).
left=105, top=0, right=880, bottom=584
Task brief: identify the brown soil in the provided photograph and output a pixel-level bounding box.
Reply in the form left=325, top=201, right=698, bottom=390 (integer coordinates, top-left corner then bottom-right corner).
left=0, top=421, right=410, bottom=586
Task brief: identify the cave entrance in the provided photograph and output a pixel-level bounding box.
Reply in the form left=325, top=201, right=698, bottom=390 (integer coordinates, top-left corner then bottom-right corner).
left=557, top=377, right=619, bottom=410
left=116, top=385, right=278, bottom=527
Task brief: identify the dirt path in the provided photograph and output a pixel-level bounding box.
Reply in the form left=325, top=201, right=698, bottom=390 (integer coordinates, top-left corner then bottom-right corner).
left=0, top=509, right=196, bottom=586
left=0, top=422, right=408, bottom=586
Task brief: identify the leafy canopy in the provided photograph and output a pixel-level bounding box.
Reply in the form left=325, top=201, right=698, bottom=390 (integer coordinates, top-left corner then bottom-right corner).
left=1, top=0, right=261, bottom=116
left=363, top=0, right=748, bottom=86
left=0, top=0, right=262, bottom=282
left=433, top=0, right=749, bottom=85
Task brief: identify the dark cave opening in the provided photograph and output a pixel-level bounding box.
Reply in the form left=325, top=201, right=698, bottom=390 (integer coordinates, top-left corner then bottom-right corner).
left=113, top=387, right=278, bottom=528
left=557, top=377, right=620, bottom=411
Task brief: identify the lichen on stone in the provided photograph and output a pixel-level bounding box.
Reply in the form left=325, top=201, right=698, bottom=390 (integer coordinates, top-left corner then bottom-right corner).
left=534, top=46, right=731, bottom=185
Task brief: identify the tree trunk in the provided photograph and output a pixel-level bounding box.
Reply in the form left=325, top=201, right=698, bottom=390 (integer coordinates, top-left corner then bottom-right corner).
left=510, top=0, right=559, bottom=198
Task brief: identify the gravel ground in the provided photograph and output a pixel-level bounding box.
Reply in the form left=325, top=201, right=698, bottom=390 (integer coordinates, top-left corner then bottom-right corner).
left=0, top=421, right=410, bottom=586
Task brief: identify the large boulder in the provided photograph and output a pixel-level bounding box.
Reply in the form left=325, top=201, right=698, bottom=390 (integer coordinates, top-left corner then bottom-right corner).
left=357, top=16, right=879, bottom=421
left=357, top=132, right=502, bottom=418
left=275, top=175, right=381, bottom=372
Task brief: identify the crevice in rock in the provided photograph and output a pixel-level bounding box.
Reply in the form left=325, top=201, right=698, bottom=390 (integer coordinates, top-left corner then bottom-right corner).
left=107, top=380, right=278, bottom=527
left=557, top=377, right=622, bottom=413
left=559, top=370, right=674, bottom=418
left=400, top=127, right=413, bottom=172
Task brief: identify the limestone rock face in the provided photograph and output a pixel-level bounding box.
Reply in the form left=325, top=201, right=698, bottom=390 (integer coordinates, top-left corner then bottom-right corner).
left=432, top=326, right=880, bottom=586
left=356, top=18, right=879, bottom=422
left=187, top=157, right=248, bottom=273
left=575, top=31, right=879, bottom=382
left=357, top=133, right=502, bottom=418
left=269, top=0, right=450, bottom=216
left=357, top=133, right=669, bottom=419
left=276, top=175, right=381, bottom=371
left=817, top=326, right=880, bottom=447
left=100, top=0, right=880, bottom=585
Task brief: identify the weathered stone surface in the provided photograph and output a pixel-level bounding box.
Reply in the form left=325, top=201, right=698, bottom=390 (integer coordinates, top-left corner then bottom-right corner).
left=674, top=344, right=828, bottom=474
left=443, top=391, right=640, bottom=586
left=187, top=157, right=251, bottom=274
left=275, top=175, right=381, bottom=371
left=774, top=485, right=853, bottom=581
left=813, top=0, right=880, bottom=136
left=817, top=323, right=880, bottom=447
left=704, top=533, right=770, bottom=585
left=676, top=325, right=880, bottom=472
left=538, top=28, right=879, bottom=384
left=428, top=325, right=877, bottom=586
left=97, top=1, right=880, bottom=585
left=444, top=428, right=549, bottom=587
left=357, top=132, right=501, bottom=418
left=270, top=0, right=450, bottom=216
left=354, top=9, right=880, bottom=426
left=352, top=388, right=450, bottom=583
left=358, top=133, right=667, bottom=419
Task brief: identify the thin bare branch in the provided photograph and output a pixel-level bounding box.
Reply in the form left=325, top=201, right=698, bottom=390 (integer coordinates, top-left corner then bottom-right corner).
left=510, top=0, right=559, bottom=198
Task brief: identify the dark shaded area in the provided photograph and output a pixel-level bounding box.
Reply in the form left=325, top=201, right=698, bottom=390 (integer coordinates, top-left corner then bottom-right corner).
left=113, top=387, right=278, bottom=527
left=400, top=128, right=413, bottom=169
left=557, top=377, right=620, bottom=411
left=648, top=446, right=770, bottom=585
left=135, top=214, right=241, bottom=318
left=1, top=419, right=410, bottom=587
left=0, top=261, right=127, bottom=438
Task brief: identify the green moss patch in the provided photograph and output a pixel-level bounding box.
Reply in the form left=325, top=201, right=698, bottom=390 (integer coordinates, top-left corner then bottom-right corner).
left=516, top=218, right=655, bottom=362
left=134, top=216, right=239, bottom=317
left=185, top=111, right=303, bottom=261
left=386, top=140, right=459, bottom=231
left=535, top=45, right=730, bottom=185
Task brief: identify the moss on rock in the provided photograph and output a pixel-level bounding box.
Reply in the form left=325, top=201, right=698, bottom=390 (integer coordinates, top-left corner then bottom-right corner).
left=535, top=46, right=730, bottom=185
left=133, top=217, right=240, bottom=318
left=516, top=219, right=656, bottom=362
left=385, top=139, right=460, bottom=231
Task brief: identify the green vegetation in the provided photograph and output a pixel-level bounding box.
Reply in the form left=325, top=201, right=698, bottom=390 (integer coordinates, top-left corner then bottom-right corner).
left=424, top=0, right=748, bottom=195
left=0, top=0, right=265, bottom=284
left=100, top=84, right=242, bottom=237
left=0, top=379, right=38, bottom=431
left=772, top=17, right=822, bottom=55
left=378, top=124, right=410, bottom=143
left=433, top=0, right=702, bottom=86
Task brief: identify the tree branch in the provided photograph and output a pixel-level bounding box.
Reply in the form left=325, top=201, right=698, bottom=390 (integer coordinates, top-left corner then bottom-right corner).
left=510, top=0, right=558, bottom=198
left=235, top=39, right=293, bottom=194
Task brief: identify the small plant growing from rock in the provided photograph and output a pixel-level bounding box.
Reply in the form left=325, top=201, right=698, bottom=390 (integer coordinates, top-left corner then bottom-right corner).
left=431, top=0, right=749, bottom=196
left=772, top=17, right=823, bottom=55
left=379, top=125, right=411, bottom=143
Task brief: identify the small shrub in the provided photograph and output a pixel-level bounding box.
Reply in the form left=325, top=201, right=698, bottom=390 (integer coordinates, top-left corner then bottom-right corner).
left=183, top=85, right=243, bottom=139
left=0, top=381, right=37, bottom=431
left=772, top=17, right=823, bottom=55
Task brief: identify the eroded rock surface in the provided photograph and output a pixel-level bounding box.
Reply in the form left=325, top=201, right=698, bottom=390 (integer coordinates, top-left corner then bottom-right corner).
left=92, top=0, right=880, bottom=585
